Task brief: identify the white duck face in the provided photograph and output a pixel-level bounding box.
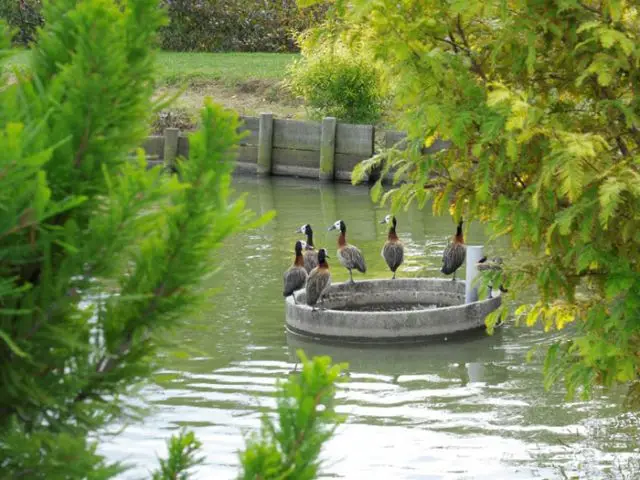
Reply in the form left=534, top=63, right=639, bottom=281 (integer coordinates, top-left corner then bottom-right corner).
left=296, top=224, right=311, bottom=234
left=380, top=214, right=392, bottom=224
left=328, top=220, right=343, bottom=232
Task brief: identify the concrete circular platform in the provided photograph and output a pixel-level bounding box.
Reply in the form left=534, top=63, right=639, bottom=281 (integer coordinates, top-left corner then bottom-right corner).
left=285, top=278, right=501, bottom=344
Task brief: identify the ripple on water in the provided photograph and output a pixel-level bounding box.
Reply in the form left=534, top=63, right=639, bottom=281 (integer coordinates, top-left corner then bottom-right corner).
left=100, top=176, right=637, bottom=480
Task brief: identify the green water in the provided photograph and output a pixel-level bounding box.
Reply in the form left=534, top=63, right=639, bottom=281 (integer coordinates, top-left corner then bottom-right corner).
left=103, top=175, right=638, bottom=479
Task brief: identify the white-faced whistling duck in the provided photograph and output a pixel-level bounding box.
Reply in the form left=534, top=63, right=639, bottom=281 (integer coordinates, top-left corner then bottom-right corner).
left=328, top=219, right=367, bottom=284
left=380, top=214, right=404, bottom=279
left=476, top=256, right=508, bottom=298
left=441, top=219, right=466, bottom=281
left=306, top=248, right=332, bottom=309
left=283, top=240, right=308, bottom=304
left=296, top=223, right=319, bottom=273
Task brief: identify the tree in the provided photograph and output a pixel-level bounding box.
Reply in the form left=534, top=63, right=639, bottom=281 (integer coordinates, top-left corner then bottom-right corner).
left=151, top=352, right=346, bottom=480
left=299, top=0, right=640, bottom=401
left=0, top=0, right=277, bottom=476
left=239, top=351, right=347, bottom=480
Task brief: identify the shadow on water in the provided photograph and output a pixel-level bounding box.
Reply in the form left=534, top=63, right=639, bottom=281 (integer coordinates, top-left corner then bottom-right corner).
left=100, top=175, right=638, bottom=480
left=286, top=328, right=509, bottom=385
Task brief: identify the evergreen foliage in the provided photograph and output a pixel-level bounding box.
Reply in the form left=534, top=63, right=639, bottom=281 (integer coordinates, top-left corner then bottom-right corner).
left=152, top=430, right=204, bottom=480
left=0, top=0, right=275, bottom=476
left=153, top=352, right=346, bottom=480
left=300, top=0, right=640, bottom=400
left=239, top=351, right=347, bottom=480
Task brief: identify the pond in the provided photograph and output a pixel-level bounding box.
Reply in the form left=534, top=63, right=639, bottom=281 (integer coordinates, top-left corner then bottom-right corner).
left=102, top=175, right=638, bottom=479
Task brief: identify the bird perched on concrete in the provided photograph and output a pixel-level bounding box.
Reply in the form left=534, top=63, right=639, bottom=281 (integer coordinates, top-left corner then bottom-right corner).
left=328, top=219, right=366, bottom=284
left=283, top=240, right=308, bottom=303
left=441, top=219, right=466, bottom=281
left=296, top=223, right=319, bottom=273
left=306, top=248, right=332, bottom=309
left=380, top=215, right=404, bottom=279
left=476, top=256, right=508, bottom=298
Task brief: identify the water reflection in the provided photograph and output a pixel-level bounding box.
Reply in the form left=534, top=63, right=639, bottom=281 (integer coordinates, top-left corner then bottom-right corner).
left=101, top=175, right=636, bottom=480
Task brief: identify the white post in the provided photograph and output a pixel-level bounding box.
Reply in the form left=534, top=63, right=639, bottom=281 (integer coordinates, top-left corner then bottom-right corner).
left=465, top=245, right=484, bottom=304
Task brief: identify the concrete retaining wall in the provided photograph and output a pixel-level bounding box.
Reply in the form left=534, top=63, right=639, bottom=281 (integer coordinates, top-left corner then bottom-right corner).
left=141, top=115, right=449, bottom=183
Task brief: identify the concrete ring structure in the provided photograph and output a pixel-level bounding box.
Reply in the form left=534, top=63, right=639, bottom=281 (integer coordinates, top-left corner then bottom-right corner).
left=285, top=278, right=502, bottom=344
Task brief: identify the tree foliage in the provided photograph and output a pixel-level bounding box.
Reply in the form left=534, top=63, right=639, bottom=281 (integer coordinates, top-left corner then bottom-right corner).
left=0, top=0, right=328, bottom=52
left=239, top=351, right=347, bottom=480
left=0, top=0, right=273, bottom=476
left=0, top=0, right=43, bottom=45
left=287, top=37, right=385, bottom=123
left=153, top=352, right=346, bottom=480
left=159, top=0, right=328, bottom=53
left=302, top=0, right=640, bottom=400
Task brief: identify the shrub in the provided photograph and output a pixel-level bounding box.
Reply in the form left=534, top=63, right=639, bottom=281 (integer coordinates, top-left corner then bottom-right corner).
left=1, top=0, right=327, bottom=52
left=0, top=0, right=42, bottom=45
left=0, top=0, right=277, bottom=476
left=160, top=0, right=327, bottom=52
left=287, top=50, right=384, bottom=124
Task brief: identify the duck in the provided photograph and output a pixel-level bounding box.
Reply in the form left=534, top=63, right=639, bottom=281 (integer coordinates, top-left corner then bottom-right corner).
left=476, top=256, right=508, bottom=298
left=306, top=248, right=332, bottom=309
left=296, top=223, right=319, bottom=273
left=380, top=214, right=404, bottom=279
left=441, top=218, right=466, bottom=281
left=283, top=240, right=308, bottom=304
left=328, top=219, right=366, bottom=284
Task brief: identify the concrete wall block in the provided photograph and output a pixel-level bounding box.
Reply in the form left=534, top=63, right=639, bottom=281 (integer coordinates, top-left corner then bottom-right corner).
left=257, top=113, right=274, bottom=176
left=235, top=162, right=258, bottom=174
left=319, top=117, right=337, bottom=182
left=142, top=136, right=164, bottom=158
left=334, top=153, right=369, bottom=183
left=238, top=116, right=260, bottom=146
left=336, top=123, right=374, bottom=155
left=177, top=135, right=189, bottom=159
left=237, top=145, right=258, bottom=164
left=385, top=130, right=408, bottom=150
left=163, top=128, right=180, bottom=168
left=272, top=165, right=319, bottom=179
left=272, top=147, right=319, bottom=169
left=272, top=119, right=322, bottom=151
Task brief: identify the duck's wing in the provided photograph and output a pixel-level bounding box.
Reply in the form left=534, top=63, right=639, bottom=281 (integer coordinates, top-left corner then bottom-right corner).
left=343, top=245, right=367, bottom=273
left=441, top=243, right=466, bottom=274
left=306, top=269, right=330, bottom=305
left=283, top=267, right=308, bottom=296
left=303, top=250, right=319, bottom=273
left=383, top=242, right=404, bottom=271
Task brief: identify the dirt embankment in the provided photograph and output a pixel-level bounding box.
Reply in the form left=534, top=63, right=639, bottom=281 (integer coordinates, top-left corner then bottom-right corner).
left=152, top=79, right=306, bottom=134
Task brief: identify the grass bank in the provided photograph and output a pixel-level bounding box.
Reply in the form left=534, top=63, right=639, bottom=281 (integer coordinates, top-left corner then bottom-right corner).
left=153, top=52, right=306, bottom=133
left=4, top=50, right=306, bottom=131
left=157, top=52, right=298, bottom=85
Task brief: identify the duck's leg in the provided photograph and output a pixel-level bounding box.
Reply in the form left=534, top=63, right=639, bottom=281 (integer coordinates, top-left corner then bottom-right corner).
left=292, top=294, right=297, bottom=304
left=349, top=269, right=354, bottom=284
left=392, top=271, right=396, bottom=280
left=452, top=270, right=457, bottom=281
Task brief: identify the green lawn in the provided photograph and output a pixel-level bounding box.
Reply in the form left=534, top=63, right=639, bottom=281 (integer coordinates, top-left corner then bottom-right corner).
left=2, top=49, right=30, bottom=70
left=4, top=50, right=300, bottom=85
left=156, top=52, right=299, bottom=85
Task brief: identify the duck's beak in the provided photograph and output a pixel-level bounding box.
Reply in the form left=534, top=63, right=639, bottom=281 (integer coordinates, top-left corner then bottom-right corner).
left=327, top=225, right=336, bottom=231
left=379, top=219, right=386, bottom=224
